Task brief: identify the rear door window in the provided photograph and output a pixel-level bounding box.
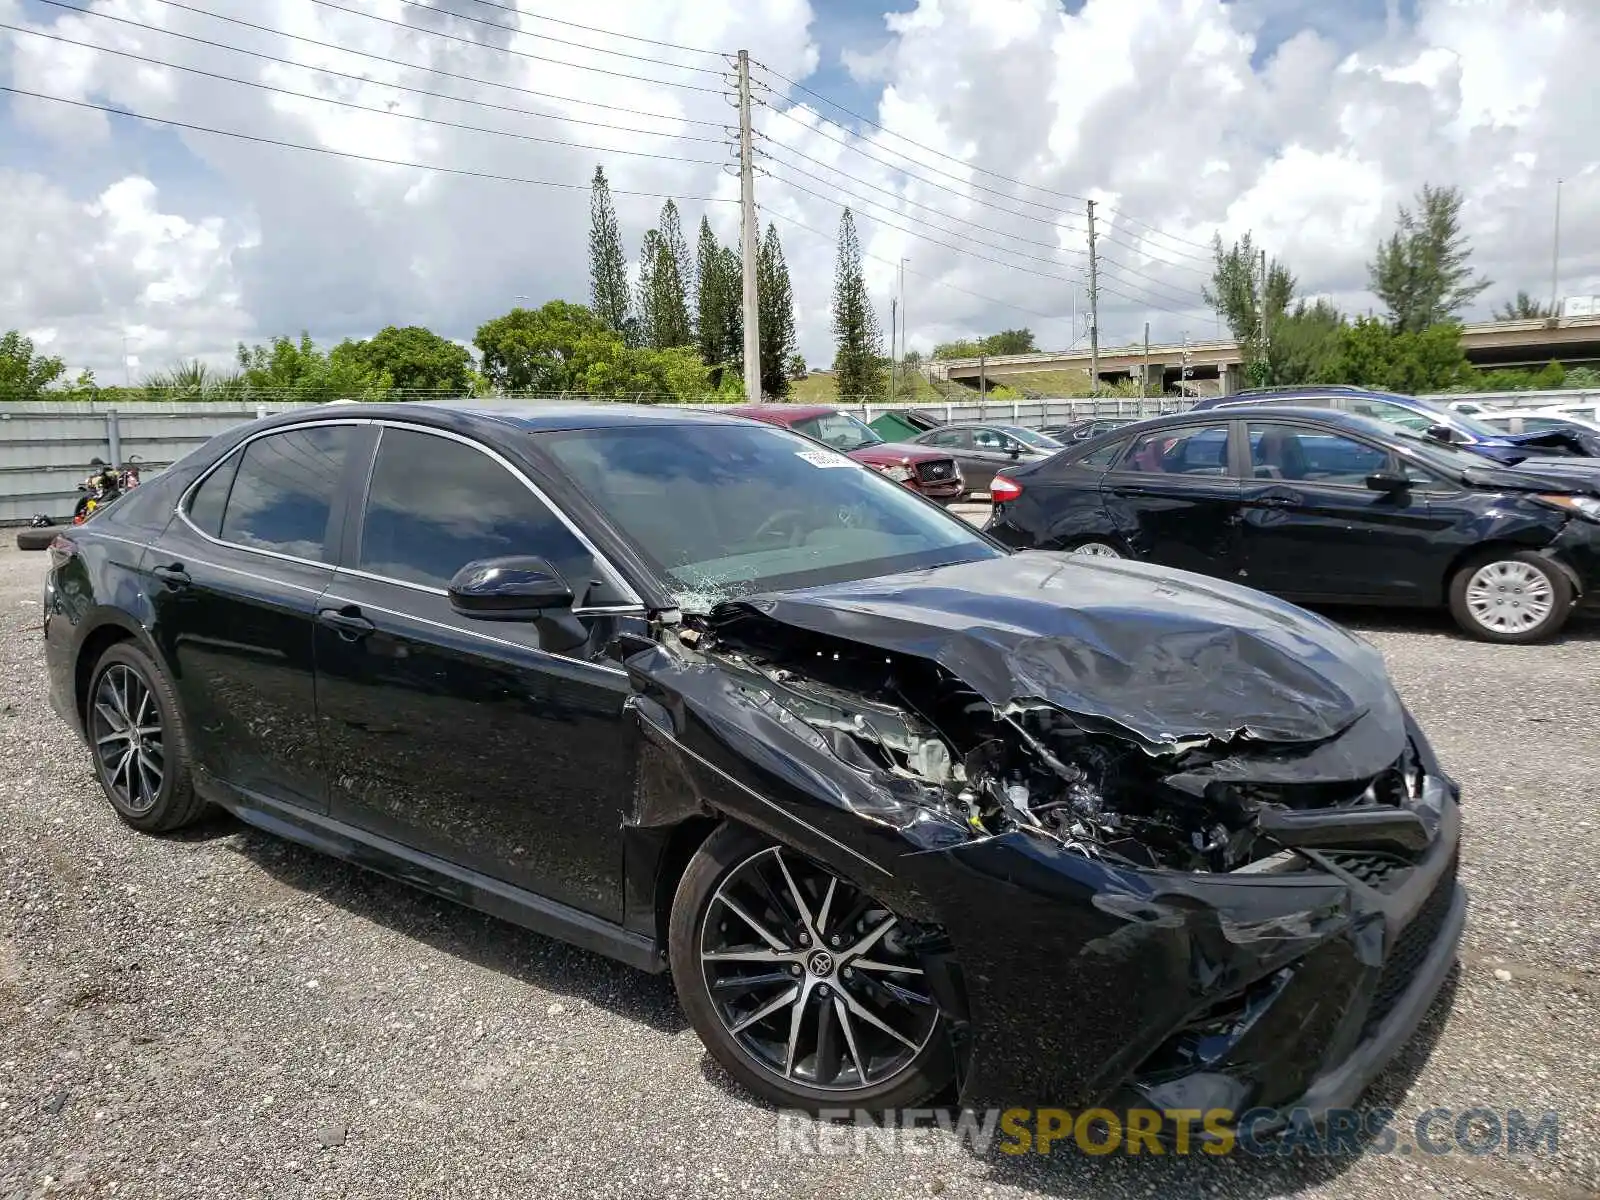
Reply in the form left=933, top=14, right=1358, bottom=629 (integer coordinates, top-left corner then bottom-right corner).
left=213, top=425, right=354, bottom=561
left=1118, top=425, right=1232, bottom=476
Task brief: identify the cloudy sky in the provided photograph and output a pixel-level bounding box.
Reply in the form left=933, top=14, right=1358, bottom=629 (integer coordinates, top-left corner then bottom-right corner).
left=1, top=0, right=1596, bottom=381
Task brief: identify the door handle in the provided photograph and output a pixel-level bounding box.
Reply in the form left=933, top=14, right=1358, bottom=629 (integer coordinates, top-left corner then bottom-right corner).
left=1253, top=496, right=1297, bottom=508
left=151, top=563, right=191, bottom=588
left=317, top=605, right=376, bottom=640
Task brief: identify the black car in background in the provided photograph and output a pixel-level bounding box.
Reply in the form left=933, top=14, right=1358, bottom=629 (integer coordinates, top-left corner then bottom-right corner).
left=907, top=422, right=1063, bottom=496
left=1040, top=416, right=1136, bottom=443
left=985, top=406, right=1600, bottom=643
left=43, top=403, right=1463, bottom=1123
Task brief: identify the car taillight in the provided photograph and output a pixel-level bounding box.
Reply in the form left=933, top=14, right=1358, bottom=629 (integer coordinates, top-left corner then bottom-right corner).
left=990, top=475, right=1022, bottom=503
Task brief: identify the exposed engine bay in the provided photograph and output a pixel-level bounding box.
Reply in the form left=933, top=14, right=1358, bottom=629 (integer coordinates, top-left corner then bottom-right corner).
left=674, top=608, right=1434, bottom=875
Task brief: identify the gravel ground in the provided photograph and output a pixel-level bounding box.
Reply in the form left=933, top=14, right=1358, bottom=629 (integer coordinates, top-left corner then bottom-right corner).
left=1, top=540, right=1597, bottom=1200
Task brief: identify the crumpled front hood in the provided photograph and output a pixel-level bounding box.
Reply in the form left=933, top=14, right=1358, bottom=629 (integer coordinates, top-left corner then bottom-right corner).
left=711, top=552, right=1399, bottom=754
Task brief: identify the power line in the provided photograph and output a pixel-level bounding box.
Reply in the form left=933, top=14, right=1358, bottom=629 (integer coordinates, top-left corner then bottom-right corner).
left=1, top=24, right=732, bottom=166
left=758, top=169, right=1085, bottom=286
left=757, top=153, right=1088, bottom=275
left=1095, top=256, right=1207, bottom=308
left=758, top=205, right=1065, bottom=324
left=760, top=92, right=1090, bottom=229
left=1098, top=232, right=1212, bottom=275
left=31, top=0, right=729, bottom=137
left=1102, top=206, right=1217, bottom=255
left=0, top=85, right=743, bottom=204
left=755, top=61, right=1091, bottom=207
left=144, top=0, right=726, bottom=93
left=455, top=0, right=730, bottom=57
left=306, top=0, right=725, bottom=88
left=384, top=0, right=727, bottom=73
left=757, top=140, right=1089, bottom=253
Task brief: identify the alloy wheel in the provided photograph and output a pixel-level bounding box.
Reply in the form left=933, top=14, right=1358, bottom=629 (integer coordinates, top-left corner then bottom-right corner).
left=90, top=663, right=165, bottom=815
left=1464, top=560, right=1555, bottom=635
left=699, top=846, right=939, bottom=1093
left=1071, top=542, right=1122, bottom=558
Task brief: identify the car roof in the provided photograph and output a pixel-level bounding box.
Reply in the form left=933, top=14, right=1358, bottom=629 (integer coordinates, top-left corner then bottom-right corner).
left=725, top=404, right=836, bottom=422
left=1079, top=404, right=1407, bottom=441
left=250, top=400, right=764, bottom=435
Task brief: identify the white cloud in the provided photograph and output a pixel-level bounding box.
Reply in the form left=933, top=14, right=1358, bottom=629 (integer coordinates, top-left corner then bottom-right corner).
left=0, top=0, right=1597, bottom=380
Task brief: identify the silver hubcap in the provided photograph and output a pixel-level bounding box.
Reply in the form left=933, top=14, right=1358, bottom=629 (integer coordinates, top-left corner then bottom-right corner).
left=90, top=664, right=164, bottom=814
left=1071, top=542, right=1121, bottom=558
left=700, top=846, right=938, bottom=1093
left=1465, top=560, right=1555, bottom=633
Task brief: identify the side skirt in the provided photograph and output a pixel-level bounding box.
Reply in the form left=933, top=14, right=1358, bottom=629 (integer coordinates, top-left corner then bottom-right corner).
left=197, top=772, right=666, bottom=974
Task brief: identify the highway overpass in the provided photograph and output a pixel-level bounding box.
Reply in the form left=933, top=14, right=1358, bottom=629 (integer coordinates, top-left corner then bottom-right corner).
left=933, top=314, right=1600, bottom=395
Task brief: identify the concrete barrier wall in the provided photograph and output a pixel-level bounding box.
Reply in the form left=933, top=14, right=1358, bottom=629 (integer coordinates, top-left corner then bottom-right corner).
left=3, top=389, right=1597, bottom=523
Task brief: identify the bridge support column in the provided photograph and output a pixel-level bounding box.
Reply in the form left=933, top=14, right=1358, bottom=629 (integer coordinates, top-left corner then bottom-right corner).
left=1221, top=363, right=1247, bottom=396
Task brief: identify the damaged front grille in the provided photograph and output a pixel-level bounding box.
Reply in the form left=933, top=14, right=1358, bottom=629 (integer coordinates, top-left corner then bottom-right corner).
left=1320, top=850, right=1415, bottom=893
left=1360, top=854, right=1459, bottom=1040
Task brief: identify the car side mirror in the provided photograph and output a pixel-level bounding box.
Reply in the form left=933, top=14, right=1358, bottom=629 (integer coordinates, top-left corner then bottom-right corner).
left=448, top=556, right=573, bottom=620
left=1423, top=423, right=1457, bottom=444
left=1008, top=445, right=1022, bottom=458
left=1366, top=471, right=1410, bottom=493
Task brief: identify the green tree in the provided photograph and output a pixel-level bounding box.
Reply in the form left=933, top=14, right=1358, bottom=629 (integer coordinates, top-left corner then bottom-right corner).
left=0, top=330, right=67, bottom=398
left=331, top=326, right=473, bottom=395
left=1266, top=300, right=1346, bottom=386
left=981, top=329, right=1036, bottom=355
left=1203, top=233, right=1296, bottom=381
left=235, top=333, right=390, bottom=400
left=1493, top=290, right=1556, bottom=321
left=636, top=205, right=692, bottom=350
left=141, top=358, right=244, bottom=401
left=473, top=301, right=619, bottom=393
left=1331, top=316, right=1471, bottom=393
left=932, top=339, right=982, bottom=361
left=660, top=200, right=694, bottom=324
left=1369, top=183, right=1490, bottom=333
left=695, top=218, right=741, bottom=373
left=757, top=223, right=797, bottom=399
left=787, top=352, right=807, bottom=380
left=588, top=167, right=632, bottom=338
left=830, top=210, right=885, bottom=399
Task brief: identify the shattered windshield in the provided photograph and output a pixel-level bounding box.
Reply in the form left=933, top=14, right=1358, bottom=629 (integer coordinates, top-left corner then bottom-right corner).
left=538, top=423, right=1001, bottom=610
left=791, top=411, right=884, bottom=453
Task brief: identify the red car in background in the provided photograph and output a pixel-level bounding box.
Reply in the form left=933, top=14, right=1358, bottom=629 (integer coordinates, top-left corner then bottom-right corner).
left=728, top=405, right=965, bottom=502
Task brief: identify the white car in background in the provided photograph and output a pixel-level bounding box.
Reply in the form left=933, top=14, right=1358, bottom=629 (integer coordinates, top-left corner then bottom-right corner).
left=1470, top=407, right=1600, bottom=436
left=1447, top=400, right=1492, bottom=416
left=1548, top=400, right=1600, bottom=425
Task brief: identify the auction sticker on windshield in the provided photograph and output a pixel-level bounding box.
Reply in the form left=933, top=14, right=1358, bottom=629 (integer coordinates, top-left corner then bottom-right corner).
left=795, top=449, right=859, bottom=467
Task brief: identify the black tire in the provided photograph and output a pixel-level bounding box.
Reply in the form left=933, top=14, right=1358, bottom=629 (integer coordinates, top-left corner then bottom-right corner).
left=16, top=528, right=55, bottom=551
left=1447, top=550, right=1573, bottom=644
left=85, top=642, right=207, bottom=832
left=669, top=823, right=952, bottom=1113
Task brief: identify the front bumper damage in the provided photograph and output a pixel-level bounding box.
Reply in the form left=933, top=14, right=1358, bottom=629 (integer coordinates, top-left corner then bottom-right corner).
left=626, top=553, right=1465, bottom=1116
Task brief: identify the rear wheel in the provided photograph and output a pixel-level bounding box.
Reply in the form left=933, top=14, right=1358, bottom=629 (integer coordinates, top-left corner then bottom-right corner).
left=1448, top=551, right=1573, bottom=643
left=669, top=825, right=952, bottom=1112
left=86, top=643, right=206, bottom=832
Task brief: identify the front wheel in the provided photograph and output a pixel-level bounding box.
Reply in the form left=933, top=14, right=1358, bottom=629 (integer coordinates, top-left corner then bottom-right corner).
left=669, top=825, right=952, bottom=1112
left=1066, top=539, right=1123, bottom=559
left=1448, top=551, right=1573, bottom=643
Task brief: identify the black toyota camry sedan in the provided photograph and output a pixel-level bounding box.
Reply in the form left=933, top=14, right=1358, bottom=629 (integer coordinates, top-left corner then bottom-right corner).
left=43, top=402, right=1463, bottom=1124
left=986, top=406, right=1600, bottom=644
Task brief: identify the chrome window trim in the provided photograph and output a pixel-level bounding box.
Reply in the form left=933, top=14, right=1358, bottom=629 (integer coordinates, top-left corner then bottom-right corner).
left=174, top=416, right=645, bottom=608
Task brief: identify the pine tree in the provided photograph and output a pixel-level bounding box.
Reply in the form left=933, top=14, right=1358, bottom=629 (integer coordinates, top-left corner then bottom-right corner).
left=635, top=229, right=665, bottom=350
left=758, top=223, right=797, bottom=399
left=1369, top=184, right=1490, bottom=334
left=660, top=200, right=694, bottom=321
left=636, top=202, right=691, bottom=349
left=717, top=246, right=743, bottom=372
left=587, top=167, right=630, bottom=336
left=830, top=209, right=885, bottom=399
left=695, top=218, right=737, bottom=370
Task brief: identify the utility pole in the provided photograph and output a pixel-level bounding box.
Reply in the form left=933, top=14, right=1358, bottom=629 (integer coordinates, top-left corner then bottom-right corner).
left=1257, top=247, right=1269, bottom=382
left=1086, top=200, right=1100, bottom=395
left=736, top=49, right=762, bottom=402
left=1181, top=332, right=1192, bottom=394
left=1550, top=177, right=1563, bottom=320
left=1140, top=322, right=1149, bottom=399
left=889, top=296, right=898, bottom=397
left=898, top=256, right=908, bottom=381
